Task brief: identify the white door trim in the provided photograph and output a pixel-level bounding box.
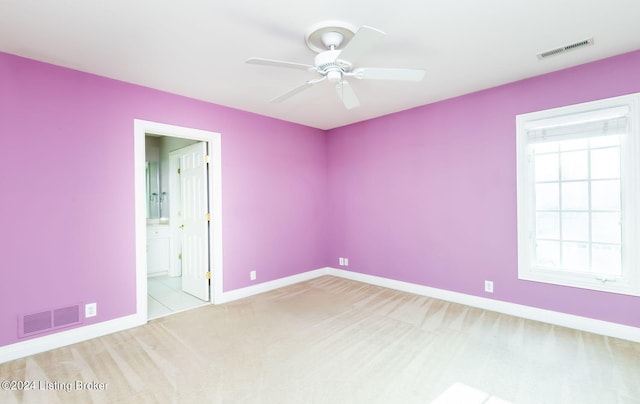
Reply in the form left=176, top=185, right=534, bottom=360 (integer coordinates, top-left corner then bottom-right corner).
left=134, top=119, right=223, bottom=320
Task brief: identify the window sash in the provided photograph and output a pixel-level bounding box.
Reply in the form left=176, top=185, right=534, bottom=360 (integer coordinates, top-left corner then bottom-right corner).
left=530, top=137, right=623, bottom=277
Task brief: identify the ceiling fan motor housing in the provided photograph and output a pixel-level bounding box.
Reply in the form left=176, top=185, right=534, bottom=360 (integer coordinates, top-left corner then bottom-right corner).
left=315, top=50, right=351, bottom=82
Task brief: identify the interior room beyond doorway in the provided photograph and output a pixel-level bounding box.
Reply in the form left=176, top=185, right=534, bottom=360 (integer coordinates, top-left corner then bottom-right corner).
left=145, top=134, right=208, bottom=319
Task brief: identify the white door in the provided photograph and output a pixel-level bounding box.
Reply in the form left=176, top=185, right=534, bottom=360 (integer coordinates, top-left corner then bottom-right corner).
left=179, top=141, right=210, bottom=301
left=168, top=151, right=182, bottom=277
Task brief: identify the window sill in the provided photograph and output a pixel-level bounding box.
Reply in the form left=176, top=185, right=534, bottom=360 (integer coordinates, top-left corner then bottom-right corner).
left=519, top=269, right=640, bottom=297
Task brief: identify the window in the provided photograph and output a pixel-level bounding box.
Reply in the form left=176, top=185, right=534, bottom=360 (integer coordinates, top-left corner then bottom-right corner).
left=516, top=93, right=640, bottom=296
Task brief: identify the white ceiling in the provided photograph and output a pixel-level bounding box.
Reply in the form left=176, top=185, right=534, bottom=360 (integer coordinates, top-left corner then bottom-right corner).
left=1, top=0, right=639, bottom=130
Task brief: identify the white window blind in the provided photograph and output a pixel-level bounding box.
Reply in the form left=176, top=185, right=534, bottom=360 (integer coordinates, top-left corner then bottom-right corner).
left=525, top=105, right=629, bottom=142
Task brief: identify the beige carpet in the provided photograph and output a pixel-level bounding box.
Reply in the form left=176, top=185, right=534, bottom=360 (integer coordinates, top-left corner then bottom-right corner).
left=1, top=275, right=639, bottom=403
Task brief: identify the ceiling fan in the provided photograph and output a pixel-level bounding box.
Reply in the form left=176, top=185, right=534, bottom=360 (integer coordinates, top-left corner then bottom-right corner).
left=246, top=21, right=426, bottom=109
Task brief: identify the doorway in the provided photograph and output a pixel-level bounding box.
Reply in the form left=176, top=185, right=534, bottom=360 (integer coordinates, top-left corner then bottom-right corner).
left=134, top=120, right=223, bottom=322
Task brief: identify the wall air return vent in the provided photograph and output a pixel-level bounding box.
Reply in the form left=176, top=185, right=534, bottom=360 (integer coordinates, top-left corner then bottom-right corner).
left=18, top=304, right=83, bottom=338
left=22, top=311, right=52, bottom=335
left=537, top=37, right=594, bottom=59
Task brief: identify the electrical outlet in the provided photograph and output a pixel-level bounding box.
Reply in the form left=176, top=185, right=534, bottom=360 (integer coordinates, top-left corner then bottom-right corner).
left=85, top=302, right=97, bottom=318
left=250, top=270, right=256, bottom=281
left=339, top=257, right=345, bottom=266
left=344, top=258, right=349, bottom=266
left=484, top=280, right=494, bottom=293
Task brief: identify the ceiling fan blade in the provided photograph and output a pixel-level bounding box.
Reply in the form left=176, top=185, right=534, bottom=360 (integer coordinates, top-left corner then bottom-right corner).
left=336, top=26, right=386, bottom=66
left=270, top=82, right=313, bottom=103
left=335, top=80, right=360, bottom=109
left=270, top=77, right=326, bottom=103
left=351, top=67, right=426, bottom=81
left=246, top=57, right=314, bottom=71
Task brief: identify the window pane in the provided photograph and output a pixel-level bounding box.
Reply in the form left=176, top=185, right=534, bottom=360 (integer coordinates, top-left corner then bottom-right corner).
left=592, top=212, right=621, bottom=243
left=562, top=181, right=589, bottom=210
left=535, top=142, right=560, bottom=154
left=562, top=242, right=589, bottom=270
left=592, top=244, right=621, bottom=276
left=562, top=212, right=589, bottom=242
left=536, top=212, right=560, bottom=239
left=536, top=240, right=560, bottom=268
left=591, top=180, right=620, bottom=211
left=591, top=147, right=620, bottom=179
left=535, top=153, right=559, bottom=181
left=536, top=183, right=559, bottom=210
left=590, top=136, right=620, bottom=148
left=561, top=150, right=588, bottom=180
left=560, top=138, right=590, bottom=151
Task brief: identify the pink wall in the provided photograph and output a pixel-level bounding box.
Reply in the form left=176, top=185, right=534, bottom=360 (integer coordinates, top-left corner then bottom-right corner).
left=327, top=50, right=640, bottom=328
left=2, top=48, right=639, bottom=349
left=0, top=52, right=328, bottom=347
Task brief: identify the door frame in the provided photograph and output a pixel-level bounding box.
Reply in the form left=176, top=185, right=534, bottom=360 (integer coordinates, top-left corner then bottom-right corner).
left=134, top=119, right=223, bottom=322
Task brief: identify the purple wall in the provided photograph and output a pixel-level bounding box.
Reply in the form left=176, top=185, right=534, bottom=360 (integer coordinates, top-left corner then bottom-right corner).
left=327, top=50, right=640, bottom=328
left=0, top=52, right=328, bottom=347
left=2, top=48, right=639, bottom=350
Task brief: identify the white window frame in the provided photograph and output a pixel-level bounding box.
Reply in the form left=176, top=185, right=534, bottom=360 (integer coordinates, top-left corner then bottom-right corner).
left=516, top=93, right=640, bottom=296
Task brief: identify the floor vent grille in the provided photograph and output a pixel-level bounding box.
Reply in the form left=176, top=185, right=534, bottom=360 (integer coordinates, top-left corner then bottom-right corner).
left=538, top=38, right=594, bottom=59
left=19, top=304, right=82, bottom=338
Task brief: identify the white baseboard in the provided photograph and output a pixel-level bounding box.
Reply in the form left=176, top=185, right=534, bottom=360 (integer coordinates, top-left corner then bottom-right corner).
left=326, top=268, right=640, bottom=343
left=0, top=269, right=331, bottom=363
left=215, top=267, right=331, bottom=304
left=0, top=313, right=146, bottom=364
left=3, top=266, right=638, bottom=363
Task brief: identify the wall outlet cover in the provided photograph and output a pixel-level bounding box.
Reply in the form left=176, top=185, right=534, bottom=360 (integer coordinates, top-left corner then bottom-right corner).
left=85, top=303, right=97, bottom=318
left=484, top=281, right=494, bottom=293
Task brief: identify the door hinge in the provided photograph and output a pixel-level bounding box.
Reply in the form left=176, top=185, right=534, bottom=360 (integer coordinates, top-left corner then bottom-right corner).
left=177, top=168, right=181, bottom=174
left=206, top=271, right=212, bottom=280
left=204, top=155, right=210, bottom=164
left=206, top=212, right=211, bottom=222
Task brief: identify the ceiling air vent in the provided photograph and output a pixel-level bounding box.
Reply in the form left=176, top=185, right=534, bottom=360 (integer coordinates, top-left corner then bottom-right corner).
left=537, top=38, right=594, bottom=59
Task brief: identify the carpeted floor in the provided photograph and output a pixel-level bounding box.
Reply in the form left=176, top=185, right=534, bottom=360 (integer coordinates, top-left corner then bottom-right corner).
left=1, top=275, right=639, bottom=403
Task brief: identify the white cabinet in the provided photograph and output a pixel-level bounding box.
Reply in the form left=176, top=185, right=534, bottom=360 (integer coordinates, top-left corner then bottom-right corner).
left=147, top=224, right=171, bottom=275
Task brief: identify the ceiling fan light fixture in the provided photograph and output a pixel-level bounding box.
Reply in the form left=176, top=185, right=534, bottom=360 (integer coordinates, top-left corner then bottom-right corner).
left=326, top=70, right=342, bottom=83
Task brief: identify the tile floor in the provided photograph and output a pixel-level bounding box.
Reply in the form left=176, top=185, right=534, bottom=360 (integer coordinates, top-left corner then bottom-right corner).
left=147, top=275, right=208, bottom=319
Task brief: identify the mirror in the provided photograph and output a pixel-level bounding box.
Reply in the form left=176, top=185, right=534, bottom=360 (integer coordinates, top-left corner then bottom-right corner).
left=146, top=161, right=163, bottom=219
